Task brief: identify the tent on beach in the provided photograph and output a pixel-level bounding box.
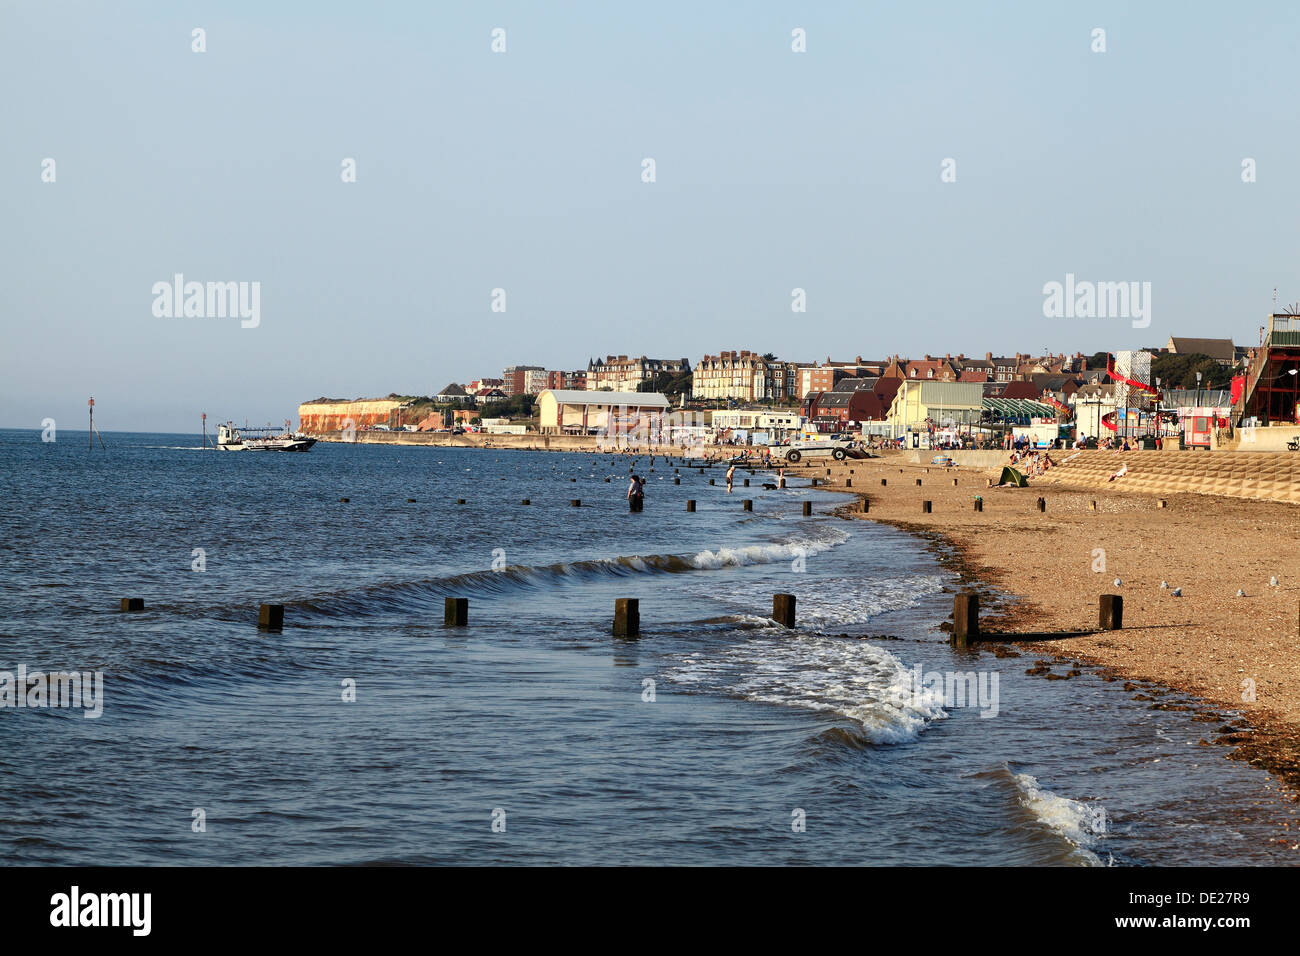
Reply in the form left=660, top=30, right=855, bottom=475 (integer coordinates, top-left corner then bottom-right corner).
left=998, top=466, right=1028, bottom=487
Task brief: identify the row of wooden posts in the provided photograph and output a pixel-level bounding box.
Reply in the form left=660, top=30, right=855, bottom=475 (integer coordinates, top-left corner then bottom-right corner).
left=116, top=463, right=851, bottom=630
left=118, top=593, right=802, bottom=635
left=123, top=590, right=1134, bottom=640
left=444, top=594, right=799, bottom=637
left=950, top=591, right=1123, bottom=645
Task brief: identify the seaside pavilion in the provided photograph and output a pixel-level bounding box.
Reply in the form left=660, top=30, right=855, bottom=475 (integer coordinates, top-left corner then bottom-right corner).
left=536, top=389, right=671, bottom=437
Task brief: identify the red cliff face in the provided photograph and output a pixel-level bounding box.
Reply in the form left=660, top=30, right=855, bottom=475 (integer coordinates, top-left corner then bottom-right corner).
left=298, top=400, right=402, bottom=432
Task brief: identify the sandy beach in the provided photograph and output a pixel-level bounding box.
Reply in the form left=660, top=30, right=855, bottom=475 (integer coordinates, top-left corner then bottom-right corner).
left=783, top=451, right=1300, bottom=806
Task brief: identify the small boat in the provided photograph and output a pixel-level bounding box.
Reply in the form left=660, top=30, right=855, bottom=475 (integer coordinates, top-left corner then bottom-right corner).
left=217, top=420, right=317, bottom=452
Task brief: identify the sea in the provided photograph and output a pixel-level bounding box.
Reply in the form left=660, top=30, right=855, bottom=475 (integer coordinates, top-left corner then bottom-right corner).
left=0, top=429, right=1293, bottom=865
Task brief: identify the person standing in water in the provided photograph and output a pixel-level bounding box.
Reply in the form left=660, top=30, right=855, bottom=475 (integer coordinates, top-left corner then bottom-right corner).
left=627, top=474, right=645, bottom=512
left=725, top=463, right=736, bottom=492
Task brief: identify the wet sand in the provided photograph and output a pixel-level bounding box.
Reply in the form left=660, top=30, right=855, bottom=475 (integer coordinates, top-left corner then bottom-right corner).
left=786, top=451, right=1300, bottom=803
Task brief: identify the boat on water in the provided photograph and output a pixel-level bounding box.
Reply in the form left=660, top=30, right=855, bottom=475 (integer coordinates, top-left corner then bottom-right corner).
left=217, top=421, right=317, bottom=452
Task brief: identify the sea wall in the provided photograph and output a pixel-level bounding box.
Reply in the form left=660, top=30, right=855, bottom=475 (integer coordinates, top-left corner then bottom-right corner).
left=310, top=430, right=759, bottom=455
left=908, top=449, right=1009, bottom=470
left=298, top=400, right=403, bottom=432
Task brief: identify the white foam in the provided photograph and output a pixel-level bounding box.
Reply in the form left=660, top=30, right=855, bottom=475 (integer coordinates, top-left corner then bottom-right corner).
left=1013, top=772, right=1108, bottom=863
left=690, top=528, right=850, bottom=570
left=665, top=635, right=948, bottom=744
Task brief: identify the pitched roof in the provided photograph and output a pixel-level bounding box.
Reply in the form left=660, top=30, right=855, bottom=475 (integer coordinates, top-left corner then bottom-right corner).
left=832, top=376, right=879, bottom=392
left=1169, top=337, right=1235, bottom=361
left=812, top=391, right=852, bottom=408
left=437, top=383, right=468, bottom=396
left=1000, top=381, right=1041, bottom=400
left=540, top=389, right=670, bottom=407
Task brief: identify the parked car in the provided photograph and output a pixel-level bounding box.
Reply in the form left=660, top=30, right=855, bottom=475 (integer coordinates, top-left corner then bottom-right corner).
left=778, top=437, right=850, bottom=463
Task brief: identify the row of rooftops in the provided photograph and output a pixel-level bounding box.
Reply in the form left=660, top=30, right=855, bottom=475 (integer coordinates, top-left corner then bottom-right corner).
left=443, top=336, right=1240, bottom=405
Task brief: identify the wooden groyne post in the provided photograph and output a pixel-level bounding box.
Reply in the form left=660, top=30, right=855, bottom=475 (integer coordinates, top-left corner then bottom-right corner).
left=1099, top=594, right=1122, bottom=630
left=614, top=598, right=639, bottom=637
left=773, top=593, right=796, bottom=628
left=952, top=592, right=979, bottom=645
left=444, top=597, right=468, bottom=627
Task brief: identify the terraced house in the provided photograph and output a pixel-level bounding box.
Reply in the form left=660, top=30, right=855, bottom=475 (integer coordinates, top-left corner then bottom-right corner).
left=692, top=350, right=801, bottom=402
left=586, top=355, right=689, bottom=391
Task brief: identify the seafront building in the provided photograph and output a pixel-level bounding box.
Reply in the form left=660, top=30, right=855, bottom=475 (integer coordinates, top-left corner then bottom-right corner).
left=502, top=365, right=548, bottom=396
left=586, top=355, right=689, bottom=392
left=692, top=350, right=801, bottom=402
left=536, top=389, right=672, bottom=437
left=886, top=381, right=985, bottom=440
left=711, top=408, right=801, bottom=442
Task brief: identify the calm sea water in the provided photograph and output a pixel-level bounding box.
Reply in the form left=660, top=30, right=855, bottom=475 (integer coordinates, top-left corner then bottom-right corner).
left=0, top=429, right=1292, bottom=865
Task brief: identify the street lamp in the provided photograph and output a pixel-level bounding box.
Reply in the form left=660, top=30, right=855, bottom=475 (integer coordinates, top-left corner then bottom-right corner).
left=1195, top=371, right=1203, bottom=409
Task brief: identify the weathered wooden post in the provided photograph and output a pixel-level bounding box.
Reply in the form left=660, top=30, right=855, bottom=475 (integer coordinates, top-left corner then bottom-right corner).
left=686, top=499, right=696, bottom=511
left=259, top=604, right=284, bottom=630
left=743, top=499, right=753, bottom=511
left=922, top=500, right=932, bottom=513
left=772, top=593, right=796, bottom=628
left=1099, top=594, right=1123, bottom=630
left=120, top=598, right=144, bottom=612
left=1036, top=497, right=1046, bottom=512
left=952, top=592, right=979, bottom=645
left=881, top=478, right=887, bottom=486
left=915, top=478, right=922, bottom=486
left=521, top=498, right=531, bottom=505
left=614, top=598, right=639, bottom=637
left=444, top=597, right=468, bottom=627
left=802, top=501, right=812, bottom=516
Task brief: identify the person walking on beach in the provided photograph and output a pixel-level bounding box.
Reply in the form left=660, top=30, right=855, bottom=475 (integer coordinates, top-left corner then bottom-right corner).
left=725, top=463, right=736, bottom=492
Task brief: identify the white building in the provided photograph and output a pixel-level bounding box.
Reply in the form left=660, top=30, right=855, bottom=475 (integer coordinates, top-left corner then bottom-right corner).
left=536, top=389, right=671, bottom=437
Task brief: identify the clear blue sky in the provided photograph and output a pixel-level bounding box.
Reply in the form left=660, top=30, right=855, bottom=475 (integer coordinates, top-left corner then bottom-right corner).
left=3, top=1, right=1299, bottom=431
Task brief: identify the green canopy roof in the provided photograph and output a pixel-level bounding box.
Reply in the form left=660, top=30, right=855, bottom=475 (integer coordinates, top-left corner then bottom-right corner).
left=981, top=398, right=1059, bottom=420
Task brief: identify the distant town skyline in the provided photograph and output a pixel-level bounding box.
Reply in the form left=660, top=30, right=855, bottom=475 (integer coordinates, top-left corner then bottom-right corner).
left=4, top=1, right=1298, bottom=432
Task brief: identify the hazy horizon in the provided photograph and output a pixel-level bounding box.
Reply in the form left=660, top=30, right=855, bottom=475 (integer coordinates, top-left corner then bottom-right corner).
left=4, top=1, right=1299, bottom=431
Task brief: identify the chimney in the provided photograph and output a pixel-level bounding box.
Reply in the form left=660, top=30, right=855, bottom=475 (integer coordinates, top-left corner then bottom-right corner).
left=985, top=351, right=993, bottom=361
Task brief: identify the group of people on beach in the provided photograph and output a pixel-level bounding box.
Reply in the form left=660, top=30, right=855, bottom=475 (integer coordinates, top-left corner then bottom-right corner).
left=1009, top=448, right=1055, bottom=477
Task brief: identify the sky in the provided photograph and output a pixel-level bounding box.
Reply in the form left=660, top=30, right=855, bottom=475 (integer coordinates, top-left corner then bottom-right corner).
left=3, top=1, right=1299, bottom=432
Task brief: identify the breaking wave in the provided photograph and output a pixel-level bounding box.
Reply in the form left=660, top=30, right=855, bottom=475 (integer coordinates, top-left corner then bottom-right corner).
left=1013, top=771, right=1110, bottom=865
left=663, top=633, right=949, bottom=744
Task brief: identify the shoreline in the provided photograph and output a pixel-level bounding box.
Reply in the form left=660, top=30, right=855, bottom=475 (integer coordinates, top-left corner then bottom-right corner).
left=315, top=438, right=1300, bottom=813
left=802, top=453, right=1300, bottom=811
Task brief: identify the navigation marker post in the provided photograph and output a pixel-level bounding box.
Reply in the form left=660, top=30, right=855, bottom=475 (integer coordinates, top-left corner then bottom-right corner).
left=87, top=397, right=106, bottom=451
